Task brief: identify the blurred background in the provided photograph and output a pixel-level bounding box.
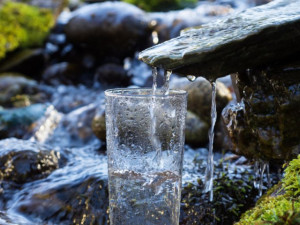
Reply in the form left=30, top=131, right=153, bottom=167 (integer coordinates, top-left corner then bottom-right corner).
left=0, top=0, right=284, bottom=225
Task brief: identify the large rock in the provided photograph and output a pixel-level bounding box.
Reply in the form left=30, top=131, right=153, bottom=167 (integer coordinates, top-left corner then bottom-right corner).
left=185, top=111, right=209, bottom=146
left=94, top=63, right=132, bottom=87
left=0, top=73, right=52, bottom=108
left=149, top=3, right=232, bottom=43
left=222, top=60, right=300, bottom=161
left=65, top=2, right=152, bottom=60
left=139, top=0, right=300, bottom=81
left=0, top=138, right=66, bottom=184
left=236, top=155, right=300, bottom=224
left=42, top=62, right=83, bottom=85
left=179, top=78, right=232, bottom=123
left=0, top=49, right=46, bottom=79
left=17, top=176, right=109, bottom=225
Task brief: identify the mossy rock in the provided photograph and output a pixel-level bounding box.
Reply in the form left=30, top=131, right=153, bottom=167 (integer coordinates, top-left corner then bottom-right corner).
left=222, top=60, right=300, bottom=162
left=236, top=155, right=300, bottom=224
left=121, top=0, right=197, bottom=12
left=0, top=2, right=54, bottom=61
left=180, top=163, right=260, bottom=225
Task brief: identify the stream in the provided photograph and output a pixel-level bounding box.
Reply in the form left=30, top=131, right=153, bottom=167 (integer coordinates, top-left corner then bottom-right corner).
left=0, top=0, right=281, bottom=224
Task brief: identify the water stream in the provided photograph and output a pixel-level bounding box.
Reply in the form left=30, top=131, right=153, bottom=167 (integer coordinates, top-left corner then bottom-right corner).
left=254, top=160, right=270, bottom=196
left=150, top=67, right=162, bottom=166
left=162, top=70, right=172, bottom=95
left=204, top=82, right=217, bottom=201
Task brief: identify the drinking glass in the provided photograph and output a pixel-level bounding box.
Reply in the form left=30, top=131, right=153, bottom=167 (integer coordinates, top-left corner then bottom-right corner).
left=105, top=88, right=187, bottom=225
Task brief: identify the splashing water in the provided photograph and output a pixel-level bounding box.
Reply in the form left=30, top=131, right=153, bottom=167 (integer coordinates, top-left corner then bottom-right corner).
left=253, top=160, right=270, bottom=196
left=204, top=81, right=217, bottom=201
left=29, top=105, right=63, bottom=143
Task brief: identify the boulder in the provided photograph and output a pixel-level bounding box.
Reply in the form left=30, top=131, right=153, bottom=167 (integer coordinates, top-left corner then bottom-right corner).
left=0, top=138, right=66, bottom=184
left=0, top=49, right=46, bottom=79
left=222, top=60, right=300, bottom=161
left=139, top=0, right=300, bottom=81
left=94, top=63, right=132, bottom=87
left=185, top=111, right=209, bottom=146
left=237, top=155, right=300, bottom=224
left=65, top=2, right=153, bottom=60
left=0, top=73, right=52, bottom=108
left=149, top=3, right=232, bottom=43
left=17, top=176, right=109, bottom=225
left=121, top=0, right=197, bottom=12
left=172, top=77, right=232, bottom=123
left=42, top=62, right=83, bottom=85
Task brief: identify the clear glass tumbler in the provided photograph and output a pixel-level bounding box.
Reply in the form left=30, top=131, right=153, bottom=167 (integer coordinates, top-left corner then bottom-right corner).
left=105, top=88, right=187, bottom=225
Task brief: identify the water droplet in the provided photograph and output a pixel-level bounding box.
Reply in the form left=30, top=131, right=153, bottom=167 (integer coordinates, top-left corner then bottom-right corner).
left=186, top=75, right=196, bottom=82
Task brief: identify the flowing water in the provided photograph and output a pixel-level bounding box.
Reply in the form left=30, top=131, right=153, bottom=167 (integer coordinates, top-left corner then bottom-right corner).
left=0, top=0, right=279, bottom=223
left=204, top=82, right=217, bottom=201
left=254, top=160, right=270, bottom=196
left=162, top=70, right=172, bottom=95
left=150, top=67, right=163, bottom=166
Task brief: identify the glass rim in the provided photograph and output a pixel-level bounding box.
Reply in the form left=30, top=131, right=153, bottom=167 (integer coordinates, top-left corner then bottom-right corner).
left=105, top=88, right=187, bottom=98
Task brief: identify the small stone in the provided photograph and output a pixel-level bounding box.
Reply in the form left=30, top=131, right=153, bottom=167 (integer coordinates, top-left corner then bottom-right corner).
left=92, top=112, right=106, bottom=141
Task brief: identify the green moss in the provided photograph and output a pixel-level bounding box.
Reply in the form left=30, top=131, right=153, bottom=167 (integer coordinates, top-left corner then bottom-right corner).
left=0, top=2, right=54, bottom=60
left=237, top=155, right=300, bottom=224
left=180, top=164, right=261, bottom=225
left=121, top=0, right=197, bottom=12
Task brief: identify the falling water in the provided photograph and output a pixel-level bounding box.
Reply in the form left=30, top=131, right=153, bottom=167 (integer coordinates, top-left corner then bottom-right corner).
left=152, top=67, right=158, bottom=94
left=150, top=68, right=172, bottom=166
left=204, top=81, right=217, bottom=201
left=254, top=160, right=270, bottom=196
left=150, top=67, right=162, bottom=165
left=162, top=70, right=172, bottom=95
